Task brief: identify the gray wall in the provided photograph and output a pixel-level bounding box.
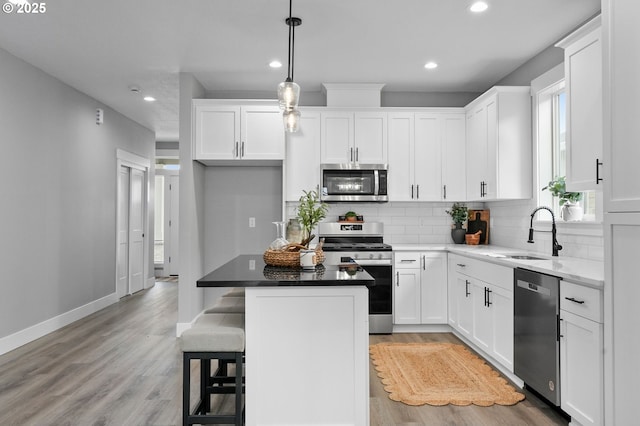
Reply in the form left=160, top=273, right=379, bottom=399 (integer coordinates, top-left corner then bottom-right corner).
left=178, top=73, right=206, bottom=325
left=0, top=47, right=155, bottom=339
left=496, top=45, right=564, bottom=86
left=203, top=166, right=282, bottom=308
left=206, top=89, right=481, bottom=108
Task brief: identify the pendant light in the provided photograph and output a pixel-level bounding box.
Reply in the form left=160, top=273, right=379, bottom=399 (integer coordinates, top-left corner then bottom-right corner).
left=277, top=0, right=302, bottom=132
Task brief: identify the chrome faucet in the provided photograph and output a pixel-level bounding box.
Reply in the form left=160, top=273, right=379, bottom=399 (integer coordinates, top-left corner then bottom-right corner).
left=528, top=206, right=562, bottom=256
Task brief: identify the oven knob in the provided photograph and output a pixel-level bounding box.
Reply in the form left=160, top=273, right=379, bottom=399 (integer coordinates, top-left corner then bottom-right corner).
left=377, top=253, right=383, bottom=260
left=369, top=253, right=374, bottom=259
left=353, top=253, right=359, bottom=259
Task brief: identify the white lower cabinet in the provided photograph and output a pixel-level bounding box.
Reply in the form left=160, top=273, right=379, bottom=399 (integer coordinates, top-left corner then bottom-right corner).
left=560, top=281, right=604, bottom=426
left=394, top=252, right=447, bottom=325
left=447, top=253, right=514, bottom=372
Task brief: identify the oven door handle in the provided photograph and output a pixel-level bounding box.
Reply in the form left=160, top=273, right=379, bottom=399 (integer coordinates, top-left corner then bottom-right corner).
left=354, top=259, right=393, bottom=266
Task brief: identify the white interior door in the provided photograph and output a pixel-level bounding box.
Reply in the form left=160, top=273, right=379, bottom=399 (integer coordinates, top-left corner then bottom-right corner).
left=116, top=166, right=130, bottom=299
left=128, top=168, right=145, bottom=294
left=168, top=175, right=179, bottom=276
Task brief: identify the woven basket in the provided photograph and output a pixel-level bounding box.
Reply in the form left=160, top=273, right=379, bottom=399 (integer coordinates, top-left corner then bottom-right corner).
left=263, top=248, right=325, bottom=267
left=263, top=264, right=326, bottom=279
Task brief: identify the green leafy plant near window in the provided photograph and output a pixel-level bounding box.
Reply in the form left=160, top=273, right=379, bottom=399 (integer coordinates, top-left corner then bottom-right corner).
left=296, top=189, right=329, bottom=247
left=542, top=176, right=583, bottom=206
left=445, top=202, right=468, bottom=226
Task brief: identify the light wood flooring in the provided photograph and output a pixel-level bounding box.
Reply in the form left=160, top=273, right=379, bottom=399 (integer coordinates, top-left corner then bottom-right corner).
left=0, top=280, right=568, bottom=425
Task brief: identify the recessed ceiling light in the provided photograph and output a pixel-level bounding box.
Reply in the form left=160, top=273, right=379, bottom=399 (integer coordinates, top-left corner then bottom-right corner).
left=424, top=62, right=438, bottom=70
left=469, top=1, right=488, bottom=13
left=269, top=60, right=283, bottom=69
left=143, top=96, right=156, bottom=102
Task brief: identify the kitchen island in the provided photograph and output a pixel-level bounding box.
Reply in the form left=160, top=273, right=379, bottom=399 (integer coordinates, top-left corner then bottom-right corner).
left=197, top=254, right=373, bottom=426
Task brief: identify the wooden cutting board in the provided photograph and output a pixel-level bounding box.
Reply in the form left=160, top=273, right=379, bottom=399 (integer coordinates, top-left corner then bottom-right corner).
left=467, top=210, right=489, bottom=244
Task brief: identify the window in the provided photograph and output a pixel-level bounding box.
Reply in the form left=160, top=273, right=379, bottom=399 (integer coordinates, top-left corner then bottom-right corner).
left=535, top=71, right=597, bottom=222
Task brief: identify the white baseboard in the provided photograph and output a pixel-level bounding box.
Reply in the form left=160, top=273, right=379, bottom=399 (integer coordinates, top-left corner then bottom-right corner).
left=0, top=292, right=119, bottom=356
left=392, top=324, right=452, bottom=333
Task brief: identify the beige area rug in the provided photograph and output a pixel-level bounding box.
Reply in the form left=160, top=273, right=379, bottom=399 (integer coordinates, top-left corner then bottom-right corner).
left=370, top=342, right=525, bottom=407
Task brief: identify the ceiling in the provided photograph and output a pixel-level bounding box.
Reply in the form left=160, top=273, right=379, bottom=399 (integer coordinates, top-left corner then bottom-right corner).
left=0, top=0, right=600, bottom=142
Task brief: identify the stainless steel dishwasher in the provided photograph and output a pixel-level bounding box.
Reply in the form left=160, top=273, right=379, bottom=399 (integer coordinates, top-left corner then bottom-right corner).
left=514, top=268, right=562, bottom=406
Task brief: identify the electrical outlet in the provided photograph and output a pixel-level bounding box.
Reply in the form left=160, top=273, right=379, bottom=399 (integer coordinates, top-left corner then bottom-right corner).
left=249, top=217, right=256, bottom=228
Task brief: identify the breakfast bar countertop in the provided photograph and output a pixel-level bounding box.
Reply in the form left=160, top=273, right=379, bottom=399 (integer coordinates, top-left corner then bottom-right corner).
left=196, top=254, right=375, bottom=287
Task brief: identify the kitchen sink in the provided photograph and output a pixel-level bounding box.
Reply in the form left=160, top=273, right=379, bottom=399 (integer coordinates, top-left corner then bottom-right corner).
left=505, top=254, right=547, bottom=260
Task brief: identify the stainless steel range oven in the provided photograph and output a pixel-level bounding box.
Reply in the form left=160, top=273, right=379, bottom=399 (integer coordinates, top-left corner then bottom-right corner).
left=318, top=222, right=392, bottom=334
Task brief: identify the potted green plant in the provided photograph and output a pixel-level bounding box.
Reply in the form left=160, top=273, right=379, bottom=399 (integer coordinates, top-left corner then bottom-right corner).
left=296, top=189, right=329, bottom=247
left=542, top=176, right=584, bottom=221
left=445, top=202, right=468, bottom=244
left=344, top=211, right=358, bottom=222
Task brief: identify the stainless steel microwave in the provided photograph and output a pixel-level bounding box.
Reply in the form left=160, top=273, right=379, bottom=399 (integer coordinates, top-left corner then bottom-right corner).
left=321, top=164, right=388, bottom=202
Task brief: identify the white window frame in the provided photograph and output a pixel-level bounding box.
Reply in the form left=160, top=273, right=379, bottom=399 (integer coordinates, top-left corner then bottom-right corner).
left=531, top=65, right=602, bottom=235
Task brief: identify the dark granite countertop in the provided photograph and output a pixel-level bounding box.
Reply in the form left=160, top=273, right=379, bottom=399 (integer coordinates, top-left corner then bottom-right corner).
left=197, top=254, right=375, bottom=287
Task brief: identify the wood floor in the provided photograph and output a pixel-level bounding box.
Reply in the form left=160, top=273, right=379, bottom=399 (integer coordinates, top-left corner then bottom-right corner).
left=0, top=280, right=568, bottom=426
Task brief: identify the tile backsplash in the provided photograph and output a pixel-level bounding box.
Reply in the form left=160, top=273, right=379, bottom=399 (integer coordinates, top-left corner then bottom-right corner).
left=286, top=199, right=604, bottom=261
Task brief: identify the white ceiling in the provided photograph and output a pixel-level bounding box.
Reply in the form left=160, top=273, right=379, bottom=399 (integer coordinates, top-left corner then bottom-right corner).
left=0, top=0, right=600, bottom=142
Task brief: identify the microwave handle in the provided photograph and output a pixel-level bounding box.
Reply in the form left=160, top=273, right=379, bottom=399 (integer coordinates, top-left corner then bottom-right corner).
left=374, top=169, right=379, bottom=196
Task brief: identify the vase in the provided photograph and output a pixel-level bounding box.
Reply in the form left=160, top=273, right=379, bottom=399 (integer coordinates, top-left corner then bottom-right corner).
left=451, top=223, right=466, bottom=244
left=561, top=202, right=584, bottom=222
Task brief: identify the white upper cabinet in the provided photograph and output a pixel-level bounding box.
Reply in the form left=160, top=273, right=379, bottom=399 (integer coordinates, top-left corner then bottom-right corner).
left=285, top=110, right=321, bottom=201
left=465, top=87, right=532, bottom=201
left=604, top=2, right=640, bottom=213
left=387, top=113, right=414, bottom=201
left=388, top=111, right=465, bottom=202
left=557, top=16, right=603, bottom=192
left=192, top=101, right=285, bottom=164
left=320, top=110, right=387, bottom=164
left=440, top=114, right=467, bottom=201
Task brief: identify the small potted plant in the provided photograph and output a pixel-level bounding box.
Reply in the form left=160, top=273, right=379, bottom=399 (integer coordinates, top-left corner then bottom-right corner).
left=445, top=202, right=468, bottom=244
left=296, top=189, right=329, bottom=247
left=344, top=211, right=358, bottom=222
left=542, top=176, right=583, bottom=221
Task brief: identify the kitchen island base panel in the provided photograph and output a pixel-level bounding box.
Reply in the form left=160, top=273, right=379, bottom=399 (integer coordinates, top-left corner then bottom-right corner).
left=245, top=286, right=370, bottom=426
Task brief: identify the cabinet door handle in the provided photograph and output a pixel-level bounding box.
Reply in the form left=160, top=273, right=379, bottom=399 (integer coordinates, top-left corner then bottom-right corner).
left=443, top=185, right=447, bottom=200
left=480, top=181, right=484, bottom=197
left=241, top=141, right=245, bottom=158
left=486, top=288, right=492, bottom=307
left=396, top=271, right=400, bottom=286
left=422, top=255, right=426, bottom=270
left=356, top=147, right=359, bottom=162
left=596, top=158, right=603, bottom=184
left=400, top=259, right=416, bottom=263
left=465, top=280, right=470, bottom=297
left=565, top=296, right=585, bottom=304
left=457, top=263, right=466, bottom=268
left=350, top=147, right=354, bottom=162
left=411, top=184, right=414, bottom=199
left=416, top=184, right=419, bottom=199
left=235, top=141, right=239, bottom=158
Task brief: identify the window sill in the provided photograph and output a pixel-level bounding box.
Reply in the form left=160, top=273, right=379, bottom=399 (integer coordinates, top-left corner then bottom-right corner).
left=532, top=219, right=603, bottom=237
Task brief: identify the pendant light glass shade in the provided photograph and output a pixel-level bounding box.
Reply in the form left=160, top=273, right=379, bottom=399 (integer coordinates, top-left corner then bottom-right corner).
left=277, top=79, right=300, bottom=111
left=283, top=108, right=300, bottom=133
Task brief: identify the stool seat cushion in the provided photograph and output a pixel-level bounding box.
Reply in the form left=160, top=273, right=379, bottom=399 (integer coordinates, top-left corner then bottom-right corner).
left=204, top=296, right=245, bottom=314
left=180, top=313, right=245, bottom=353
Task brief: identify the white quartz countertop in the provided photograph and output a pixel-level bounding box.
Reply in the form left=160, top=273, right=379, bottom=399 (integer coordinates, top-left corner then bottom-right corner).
left=392, top=244, right=604, bottom=288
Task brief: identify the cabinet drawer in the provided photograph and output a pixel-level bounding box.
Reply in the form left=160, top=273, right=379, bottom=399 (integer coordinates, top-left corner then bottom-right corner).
left=450, top=254, right=513, bottom=291
left=561, top=281, right=603, bottom=323
left=395, top=252, right=421, bottom=268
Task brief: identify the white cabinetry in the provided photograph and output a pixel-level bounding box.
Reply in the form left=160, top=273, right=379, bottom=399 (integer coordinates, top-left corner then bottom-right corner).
left=193, top=101, right=284, bottom=163
left=557, top=16, right=603, bottom=192
left=388, top=111, right=465, bottom=201
left=447, top=253, right=514, bottom=371
left=320, top=111, right=387, bottom=164
left=394, top=252, right=447, bottom=325
left=603, top=3, right=640, bottom=423
left=285, top=110, right=321, bottom=201
left=465, top=87, right=531, bottom=201
left=560, top=281, right=603, bottom=426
